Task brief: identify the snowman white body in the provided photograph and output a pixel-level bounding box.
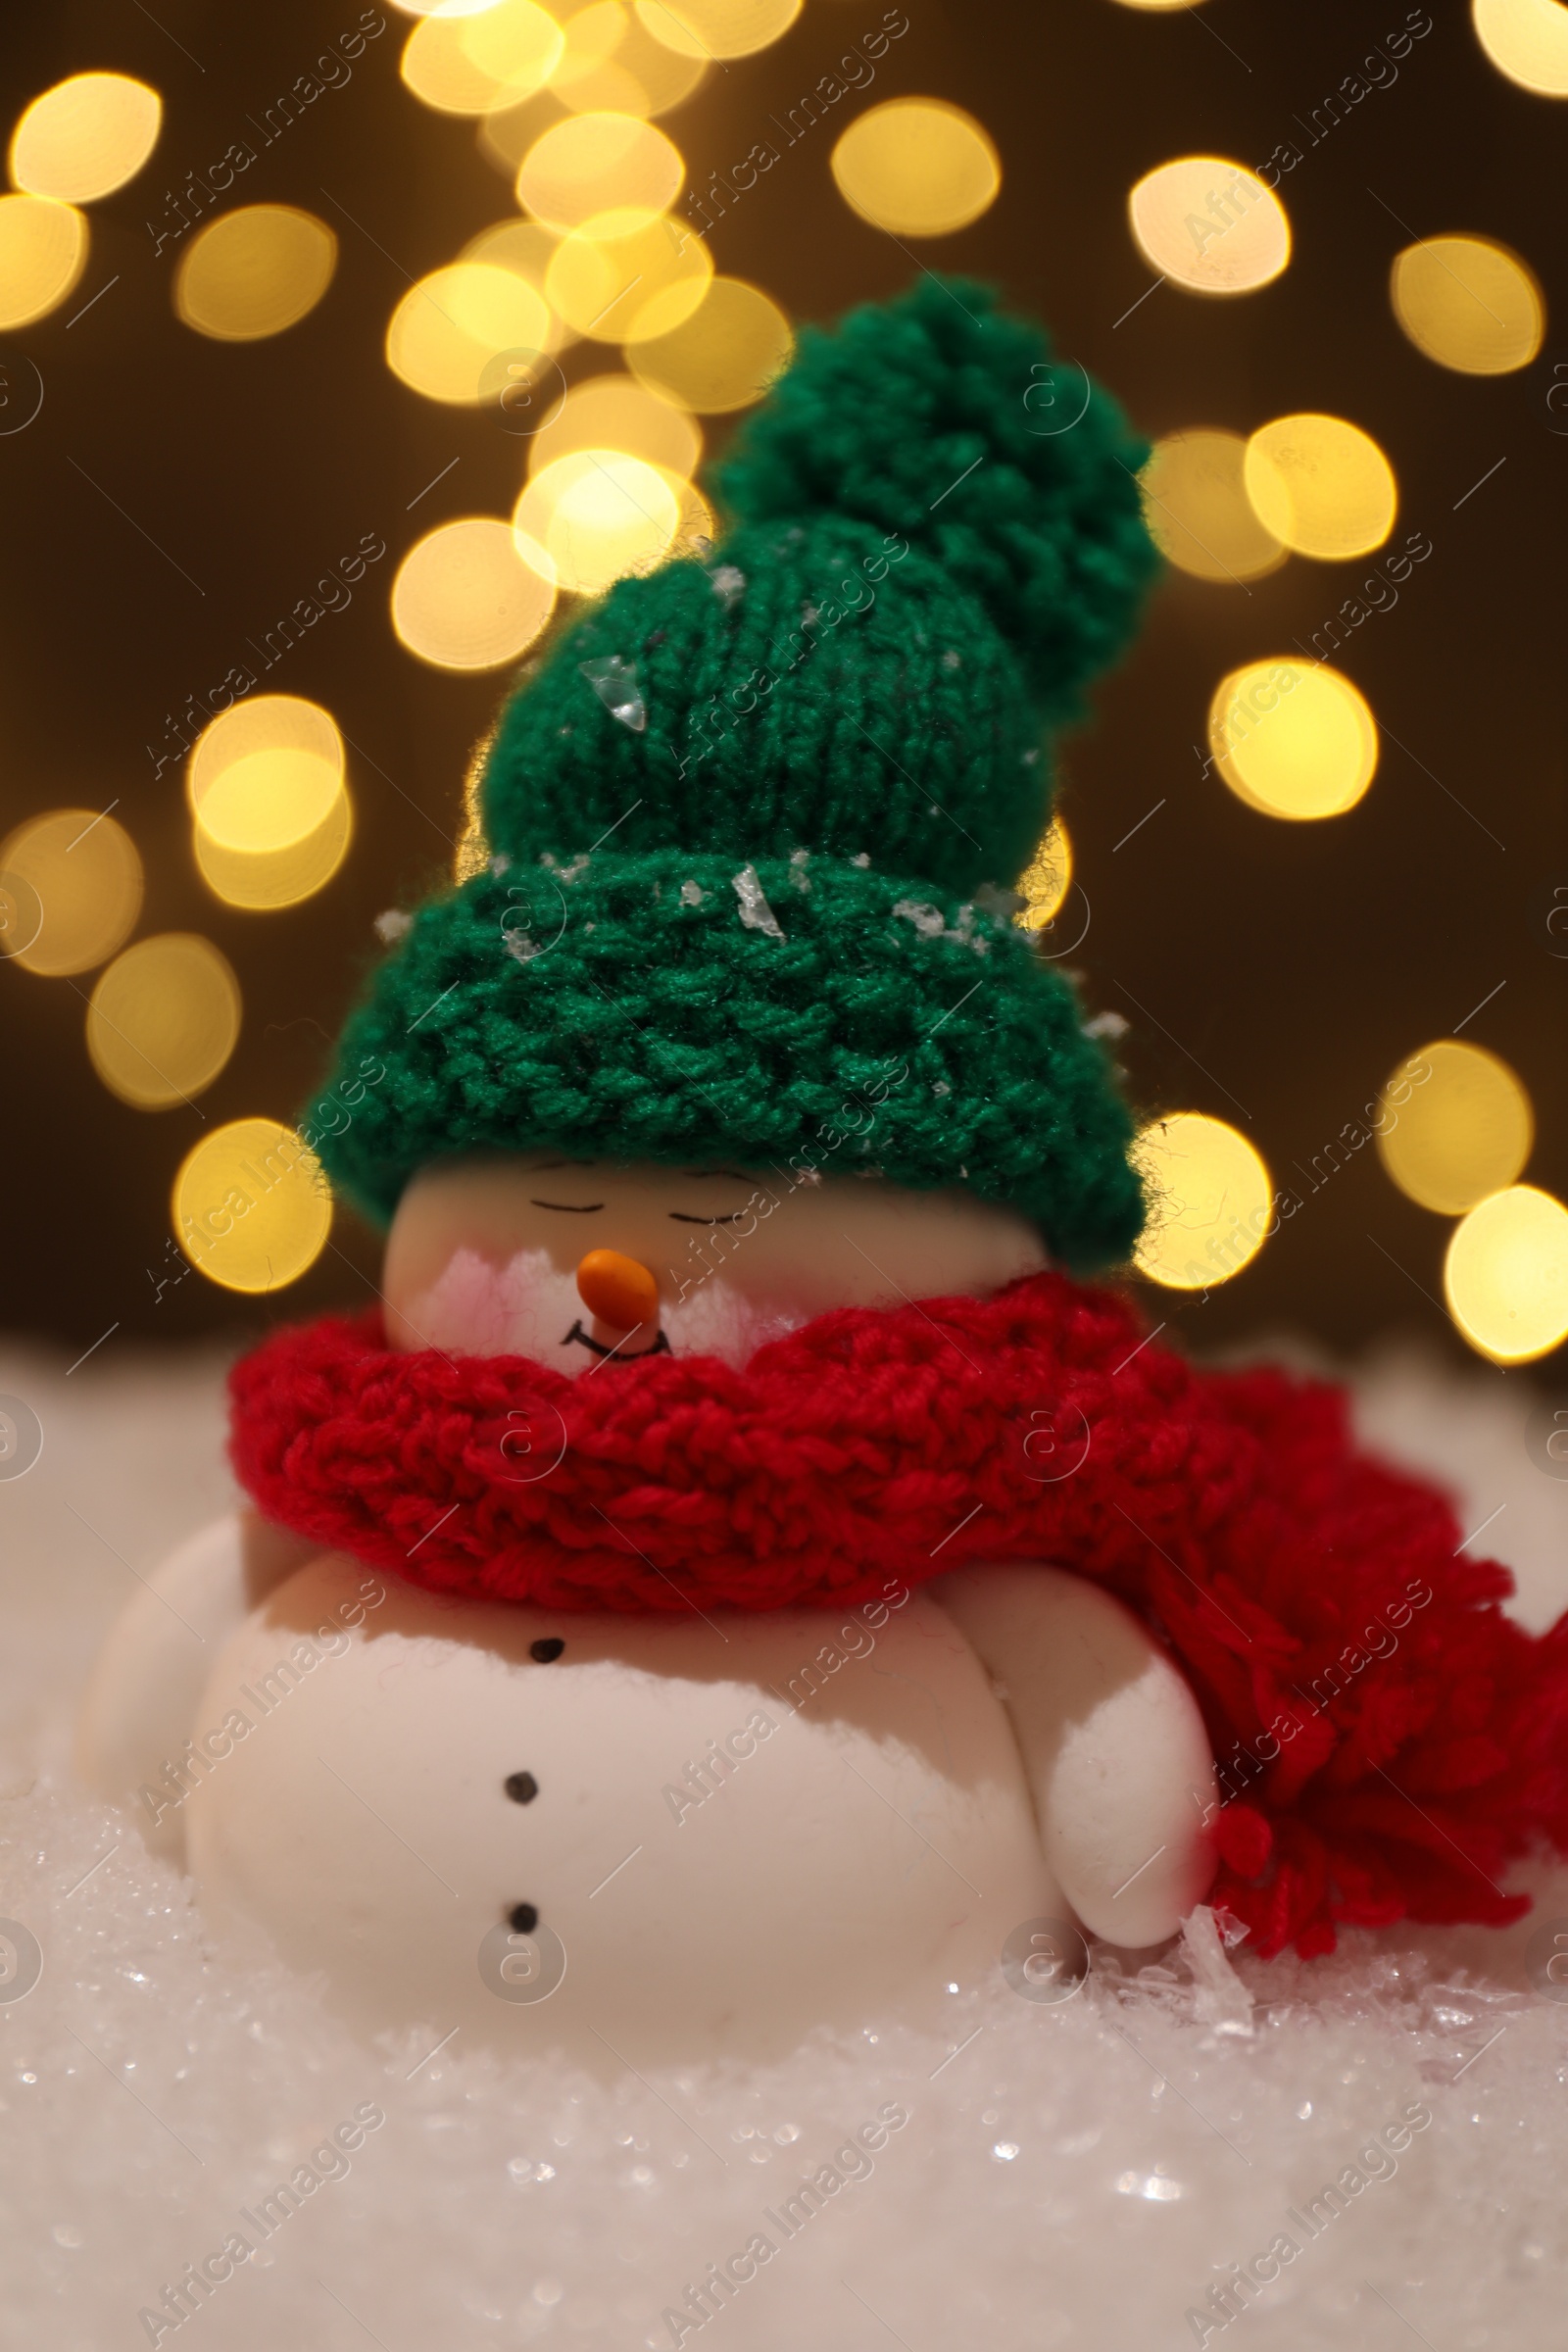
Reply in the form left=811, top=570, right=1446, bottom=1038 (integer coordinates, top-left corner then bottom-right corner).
left=76, top=1159, right=1217, bottom=2062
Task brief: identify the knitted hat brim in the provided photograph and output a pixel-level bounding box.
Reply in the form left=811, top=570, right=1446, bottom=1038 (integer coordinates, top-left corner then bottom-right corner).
left=309, top=853, right=1145, bottom=1269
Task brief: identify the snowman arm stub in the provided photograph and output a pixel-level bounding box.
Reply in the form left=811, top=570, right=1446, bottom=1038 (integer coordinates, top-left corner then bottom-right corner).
left=74, top=1509, right=318, bottom=1861
left=930, top=1563, right=1218, bottom=1948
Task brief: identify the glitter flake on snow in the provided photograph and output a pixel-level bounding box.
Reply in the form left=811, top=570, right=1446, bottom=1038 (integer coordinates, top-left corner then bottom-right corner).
left=578, top=657, right=647, bottom=733
left=973, top=882, right=1026, bottom=922
left=893, top=899, right=947, bottom=940
left=892, top=899, right=991, bottom=956
left=732, top=865, right=784, bottom=938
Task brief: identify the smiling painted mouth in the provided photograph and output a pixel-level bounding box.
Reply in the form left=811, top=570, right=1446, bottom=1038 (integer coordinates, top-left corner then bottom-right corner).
left=562, top=1317, right=671, bottom=1362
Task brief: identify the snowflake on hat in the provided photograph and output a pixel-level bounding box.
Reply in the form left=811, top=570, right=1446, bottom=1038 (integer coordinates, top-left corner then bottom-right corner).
left=79, top=279, right=1568, bottom=2063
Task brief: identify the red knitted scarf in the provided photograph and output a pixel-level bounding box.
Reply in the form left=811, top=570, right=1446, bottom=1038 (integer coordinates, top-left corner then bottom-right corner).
left=229, top=1273, right=1568, bottom=1960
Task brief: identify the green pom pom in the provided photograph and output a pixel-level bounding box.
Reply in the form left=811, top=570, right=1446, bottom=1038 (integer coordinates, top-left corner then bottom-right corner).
left=714, top=275, right=1160, bottom=725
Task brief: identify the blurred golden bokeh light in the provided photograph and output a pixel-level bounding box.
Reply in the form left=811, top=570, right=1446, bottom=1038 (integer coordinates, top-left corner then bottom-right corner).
left=550, top=2, right=708, bottom=116
left=0, top=192, right=87, bottom=328
left=174, top=205, right=337, bottom=341
left=187, top=695, right=354, bottom=912
left=527, top=369, right=701, bottom=477
left=173, top=1119, right=333, bottom=1294
left=549, top=0, right=641, bottom=106
left=1128, top=157, right=1289, bottom=294
left=1376, top=1041, right=1535, bottom=1215
left=10, top=73, right=162, bottom=204
left=194, top=786, right=353, bottom=910
left=401, top=0, right=564, bottom=114
left=86, top=933, right=240, bottom=1108
left=462, top=217, right=564, bottom=309
left=401, top=16, right=506, bottom=115
left=627, top=276, right=793, bottom=412
left=1132, top=1112, right=1274, bottom=1290
left=1244, top=414, right=1396, bottom=561
left=1209, top=661, right=1378, bottom=820
left=1140, top=430, right=1287, bottom=582
left=450, top=0, right=564, bottom=95
left=517, top=111, right=683, bottom=231
left=1473, top=0, right=1568, bottom=93
left=1014, top=820, right=1072, bottom=931
left=0, top=870, right=39, bottom=961
left=546, top=211, right=711, bottom=341
left=665, top=466, right=714, bottom=554
left=0, top=808, right=141, bottom=976
left=387, top=261, right=554, bottom=403
left=479, top=96, right=546, bottom=175
left=635, top=0, right=802, bottom=59
left=830, top=100, right=1000, bottom=238
left=1391, top=235, right=1544, bottom=373
left=461, top=219, right=573, bottom=364
left=393, top=516, right=558, bottom=668
left=1445, top=1185, right=1568, bottom=1363
left=187, top=695, right=344, bottom=814
left=454, top=725, right=497, bottom=883
left=514, top=450, right=685, bottom=593
left=196, top=747, right=342, bottom=855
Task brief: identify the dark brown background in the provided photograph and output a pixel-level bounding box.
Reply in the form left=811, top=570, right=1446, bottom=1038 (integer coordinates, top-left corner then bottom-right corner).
left=1, top=0, right=1562, bottom=1371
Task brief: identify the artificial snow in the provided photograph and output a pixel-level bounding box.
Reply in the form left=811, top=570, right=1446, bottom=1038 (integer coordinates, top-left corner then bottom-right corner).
left=731, top=867, right=783, bottom=939
left=891, top=901, right=989, bottom=956
left=1, top=1329, right=1565, bottom=2349
left=577, top=658, right=647, bottom=733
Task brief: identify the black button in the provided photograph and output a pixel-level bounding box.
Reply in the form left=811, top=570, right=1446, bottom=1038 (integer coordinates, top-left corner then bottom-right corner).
left=530, top=1637, right=565, bottom=1662
left=505, top=1771, right=539, bottom=1804
left=510, top=1901, right=539, bottom=1935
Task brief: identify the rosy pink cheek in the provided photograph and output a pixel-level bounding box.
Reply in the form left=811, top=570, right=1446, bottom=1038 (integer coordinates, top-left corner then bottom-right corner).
left=662, top=1282, right=806, bottom=1367
left=388, top=1246, right=575, bottom=1360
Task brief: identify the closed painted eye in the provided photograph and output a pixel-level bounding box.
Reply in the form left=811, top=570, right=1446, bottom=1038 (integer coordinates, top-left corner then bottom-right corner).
left=668, top=1169, right=758, bottom=1226
left=529, top=1198, right=606, bottom=1212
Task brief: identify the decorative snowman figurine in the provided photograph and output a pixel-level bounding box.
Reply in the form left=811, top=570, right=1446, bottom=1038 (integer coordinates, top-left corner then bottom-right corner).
left=80, top=1161, right=1215, bottom=2063
left=78, top=279, right=1559, bottom=2059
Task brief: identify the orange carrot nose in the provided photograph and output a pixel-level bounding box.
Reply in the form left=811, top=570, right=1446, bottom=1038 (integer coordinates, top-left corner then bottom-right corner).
left=576, top=1249, right=660, bottom=1333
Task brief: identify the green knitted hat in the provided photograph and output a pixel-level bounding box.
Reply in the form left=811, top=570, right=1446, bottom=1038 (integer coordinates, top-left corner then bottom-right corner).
left=309, top=276, right=1162, bottom=1267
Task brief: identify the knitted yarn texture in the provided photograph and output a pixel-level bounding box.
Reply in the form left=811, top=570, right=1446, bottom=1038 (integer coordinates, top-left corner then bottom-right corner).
left=311, top=854, right=1145, bottom=1259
